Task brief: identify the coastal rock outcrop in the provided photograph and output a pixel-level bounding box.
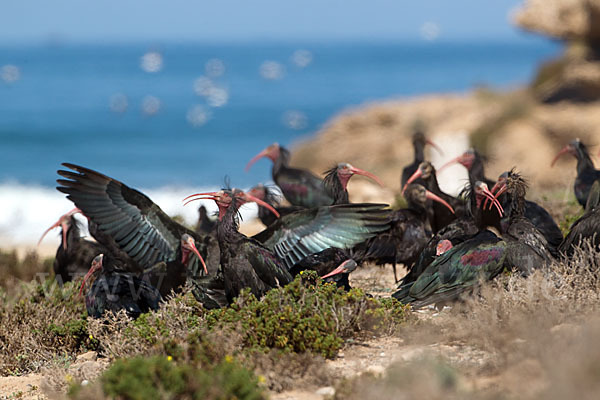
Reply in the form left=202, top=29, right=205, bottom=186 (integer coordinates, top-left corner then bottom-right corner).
left=514, top=0, right=600, bottom=102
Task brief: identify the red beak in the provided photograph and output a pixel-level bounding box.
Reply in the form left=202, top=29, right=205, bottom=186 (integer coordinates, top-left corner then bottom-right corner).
left=551, top=145, right=574, bottom=167
left=437, top=154, right=464, bottom=174
left=402, top=168, right=423, bottom=194
left=321, top=259, right=355, bottom=279
left=426, top=139, right=444, bottom=156
left=186, top=236, right=208, bottom=275
left=425, top=190, right=455, bottom=214
left=183, top=192, right=219, bottom=206
left=488, top=181, right=509, bottom=213
left=80, top=254, right=103, bottom=297
left=241, top=192, right=280, bottom=218
left=38, top=208, right=81, bottom=250
left=245, top=148, right=271, bottom=171
left=477, top=183, right=504, bottom=217
left=348, top=165, right=384, bottom=187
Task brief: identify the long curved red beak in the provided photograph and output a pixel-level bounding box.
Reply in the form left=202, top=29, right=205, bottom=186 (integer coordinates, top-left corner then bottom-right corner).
left=551, top=145, right=573, bottom=167
left=241, top=192, right=280, bottom=218
left=186, top=236, right=208, bottom=275
left=478, top=183, right=504, bottom=217
left=321, top=259, right=355, bottom=279
left=245, top=148, right=270, bottom=171
left=488, top=181, right=509, bottom=213
left=349, top=166, right=384, bottom=187
left=80, top=254, right=103, bottom=297
left=425, top=190, right=455, bottom=214
left=38, top=208, right=81, bottom=250
left=402, top=168, right=423, bottom=194
left=183, top=192, right=219, bottom=206
left=437, top=155, right=463, bottom=174
left=426, top=139, right=443, bottom=156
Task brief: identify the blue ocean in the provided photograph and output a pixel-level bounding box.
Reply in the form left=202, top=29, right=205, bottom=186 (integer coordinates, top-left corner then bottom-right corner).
left=0, top=39, right=559, bottom=244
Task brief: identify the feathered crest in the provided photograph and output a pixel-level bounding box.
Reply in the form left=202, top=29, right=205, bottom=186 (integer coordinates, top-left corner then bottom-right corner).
left=222, top=176, right=232, bottom=191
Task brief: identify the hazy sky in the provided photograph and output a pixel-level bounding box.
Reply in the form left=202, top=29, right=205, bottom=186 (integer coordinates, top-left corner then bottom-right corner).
left=1, top=0, right=535, bottom=43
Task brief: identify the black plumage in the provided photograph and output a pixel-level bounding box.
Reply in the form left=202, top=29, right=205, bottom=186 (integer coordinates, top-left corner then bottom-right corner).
left=38, top=209, right=106, bottom=284
left=393, top=230, right=507, bottom=308
left=559, top=179, right=600, bottom=255
left=289, top=247, right=359, bottom=290
left=363, top=184, right=455, bottom=281
left=404, top=162, right=463, bottom=232
left=445, top=149, right=563, bottom=255
left=214, top=190, right=294, bottom=302
left=401, top=128, right=440, bottom=188
left=252, top=201, right=391, bottom=270
left=81, top=254, right=161, bottom=319
left=247, top=184, right=304, bottom=227
left=492, top=170, right=554, bottom=275
left=322, top=163, right=383, bottom=205
left=184, top=188, right=391, bottom=302
left=195, top=205, right=216, bottom=235
left=56, top=163, right=215, bottom=280
left=246, top=143, right=333, bottom=208
left=401, top=181, right=500, bottom=286
left=551, top=138, right=600, bottom=207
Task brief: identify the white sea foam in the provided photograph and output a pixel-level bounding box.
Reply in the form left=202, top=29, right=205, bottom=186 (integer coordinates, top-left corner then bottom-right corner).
left=0, top=182, right=259, bottom=247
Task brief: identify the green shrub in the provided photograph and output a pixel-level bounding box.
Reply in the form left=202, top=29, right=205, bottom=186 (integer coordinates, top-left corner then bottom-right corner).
left=69, top=355, right=265, bottom=400
left=206, top=271, right=409, bottom=358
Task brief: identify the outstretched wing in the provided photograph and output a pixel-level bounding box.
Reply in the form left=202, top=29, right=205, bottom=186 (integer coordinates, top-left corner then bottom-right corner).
left=253, top=203, right=391, bottom=269
left=56, top=163, right=195, bottom=272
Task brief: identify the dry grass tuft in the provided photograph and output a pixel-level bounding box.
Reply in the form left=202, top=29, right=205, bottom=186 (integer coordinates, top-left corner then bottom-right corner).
left=337, top=243, right=600, bottom=399
left=0, top=279, right=95, bottom=375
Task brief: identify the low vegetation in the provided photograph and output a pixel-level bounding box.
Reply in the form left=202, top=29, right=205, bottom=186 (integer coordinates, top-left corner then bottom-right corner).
left=2, top=203, right=600, bottom=398
left=69, top=355, right=266, bottom=400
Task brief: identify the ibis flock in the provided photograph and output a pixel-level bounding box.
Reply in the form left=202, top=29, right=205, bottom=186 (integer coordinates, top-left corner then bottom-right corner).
left=37, top=136, right=600, bottom=318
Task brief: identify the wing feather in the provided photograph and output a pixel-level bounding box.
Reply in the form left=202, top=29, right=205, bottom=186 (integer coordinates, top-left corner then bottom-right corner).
left=56, top=163, right=198, bottom=271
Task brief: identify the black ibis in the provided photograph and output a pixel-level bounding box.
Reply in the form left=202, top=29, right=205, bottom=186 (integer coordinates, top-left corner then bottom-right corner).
left=491, top=170, right=554, bottom=275
left=393, top=230, right=507, bottom=308
left=403, top=161, right=463, bottom=232
left=320, top=259, right=359, bottom=291
left=185, top=188, right=391, bottom=300
left=363, top=183, right=456, bottom=282
left=56, top=163, right=213, bottom=304
left=442, top=149, right=563, bottom=254
left=322, top=162, right=383, bottom=205
left=190, top=273, right=228, bottom=310
left=289, top=247, right=360, bottom=291
left=559, top=179, right=600, bottom=256
left=401, top=181, right=501, bottom=286
left=75, top=210, right=205, bottom=298
left=438, top=148, right=494, bottom=188
left=195, top=205, right=216, bottom=235
left=141, top=233, right=205, bottom=297
left=551, top=138, right=600, bottom=207
left=247, top=184, right=304, bottom=227
left=38, top=208, right=106, bottom=284
left=401, top=129, right=442, bottom=188
left=188, top=189, right=293, bottom=302
left=80, top=254, right=161, bottom=319
left=246, top=142, right=333, bottom=208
